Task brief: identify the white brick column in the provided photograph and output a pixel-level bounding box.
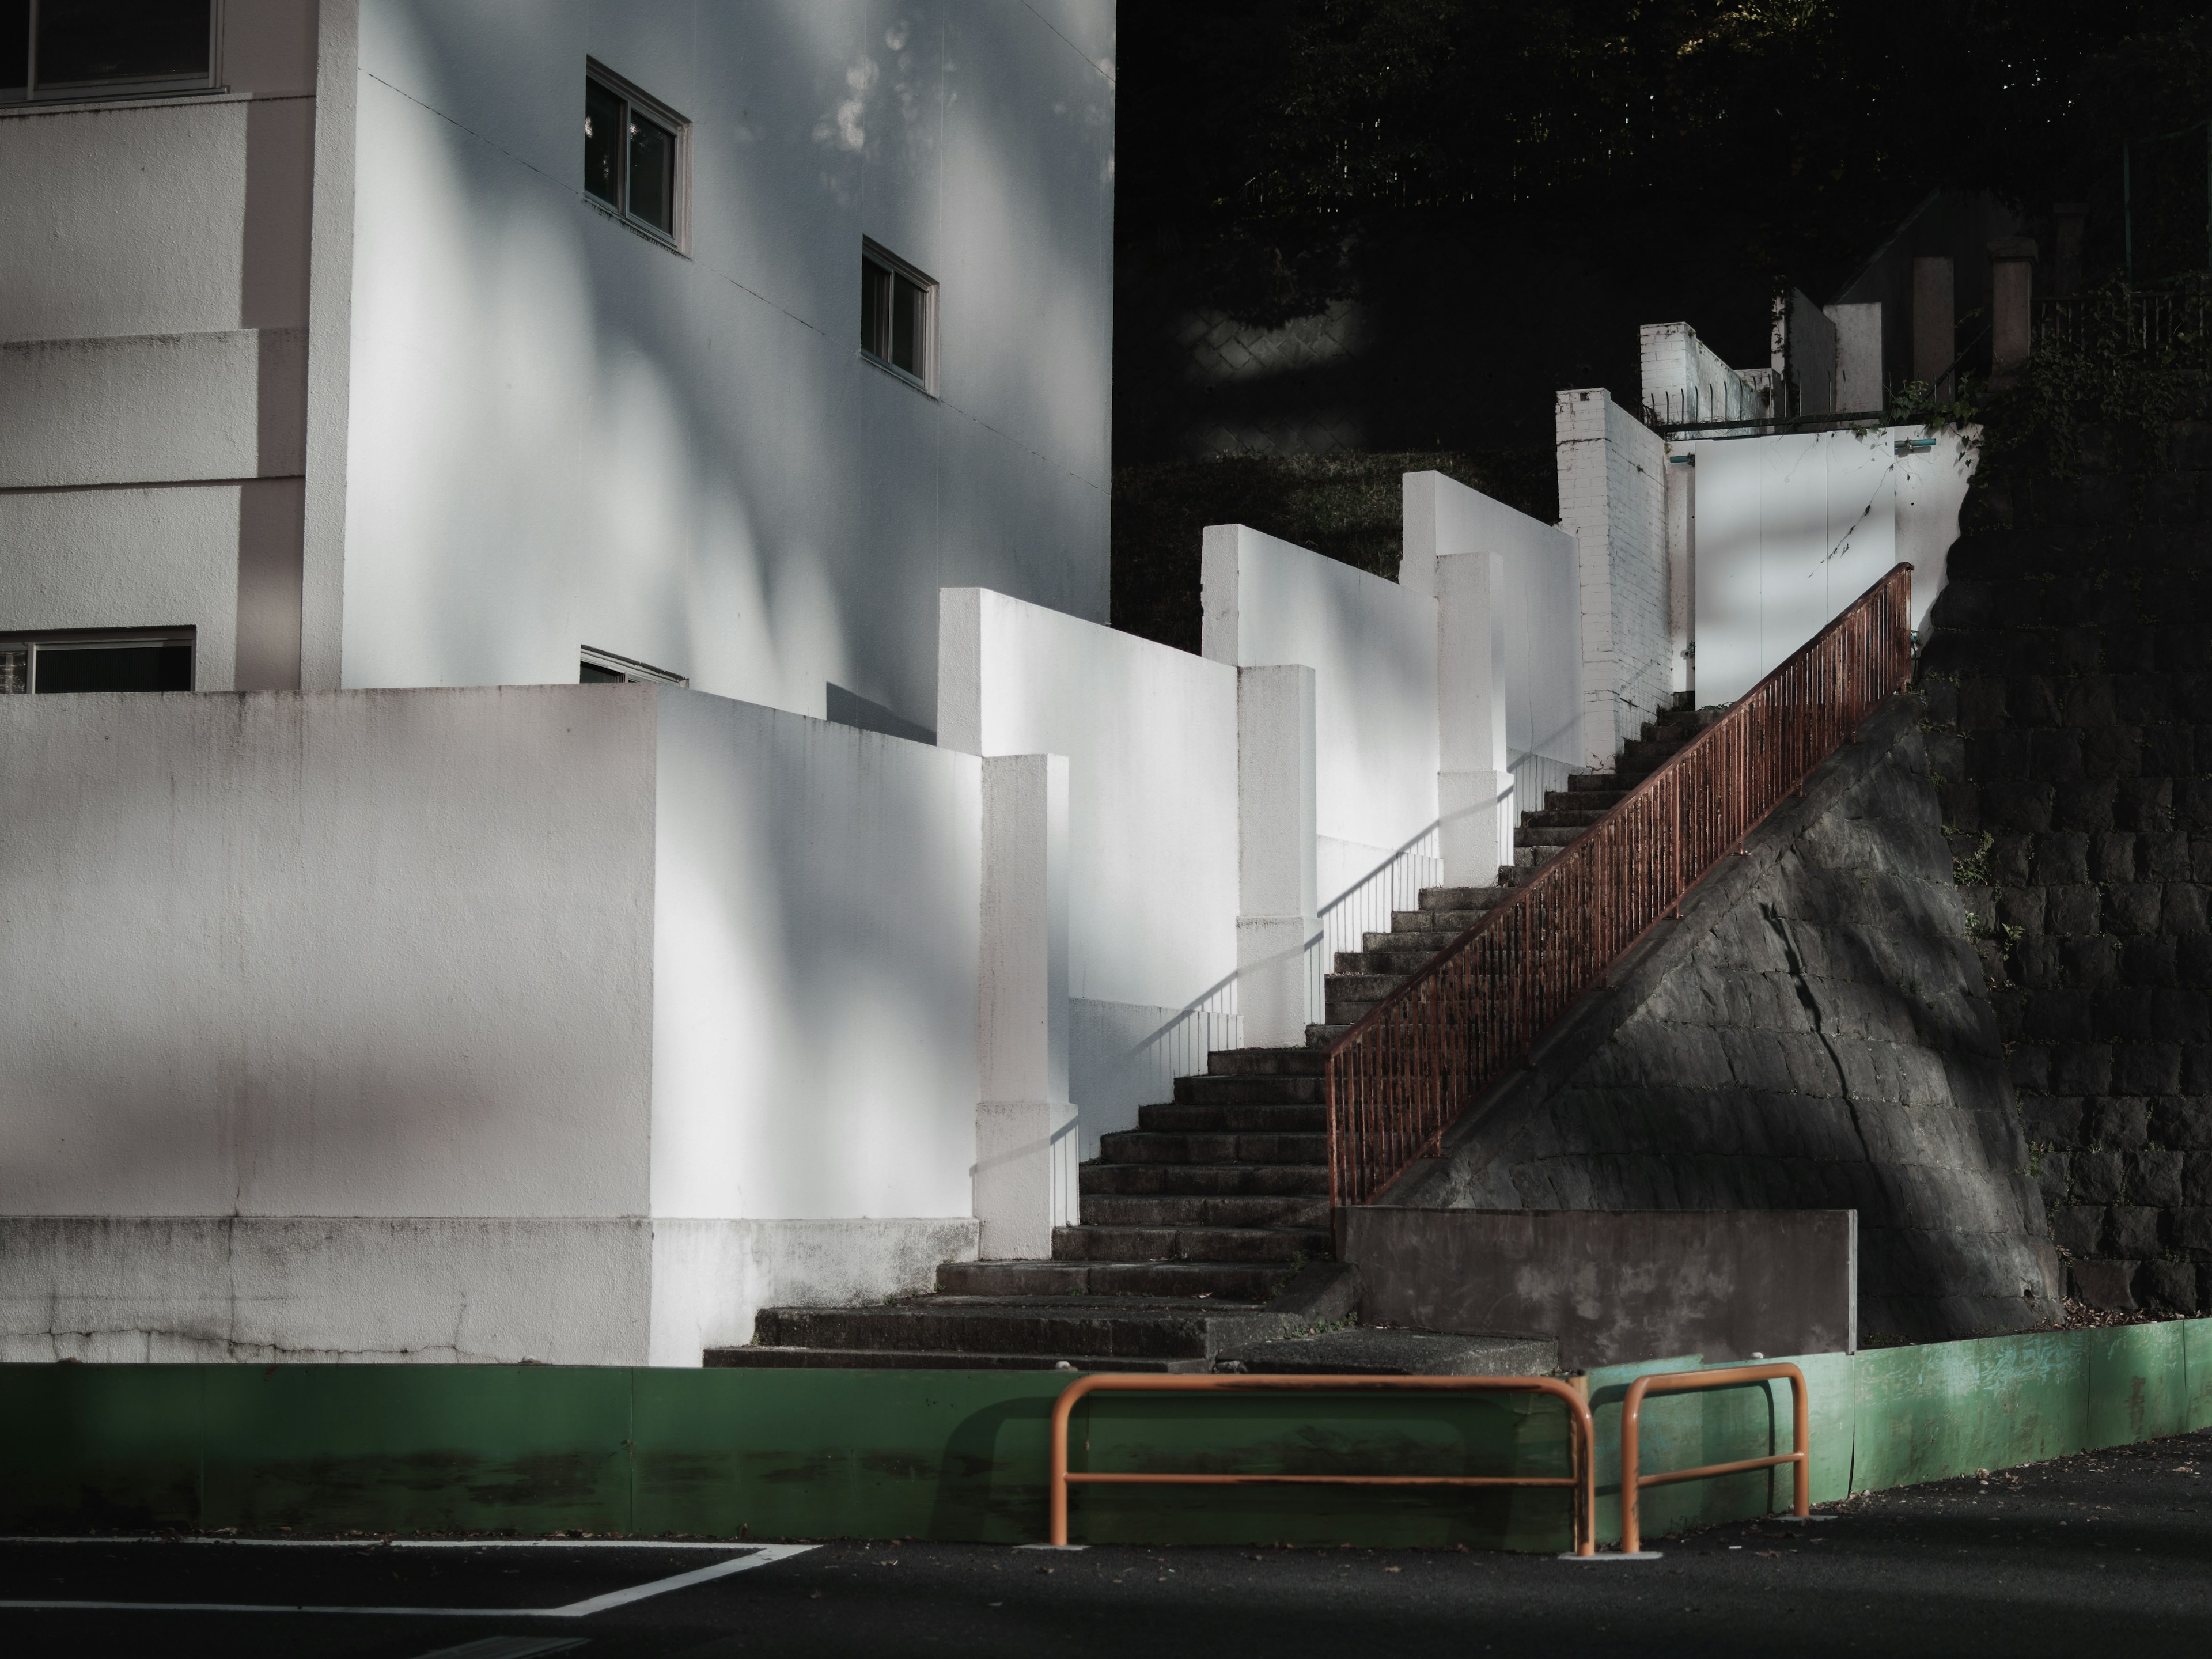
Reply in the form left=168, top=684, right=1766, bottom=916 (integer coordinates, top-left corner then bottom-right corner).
left=1555, top=387, right=1670, bottom=768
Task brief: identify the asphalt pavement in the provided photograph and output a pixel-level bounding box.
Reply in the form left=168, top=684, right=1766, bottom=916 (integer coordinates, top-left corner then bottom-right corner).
left=3, top=1427, right=2206, bottom=1657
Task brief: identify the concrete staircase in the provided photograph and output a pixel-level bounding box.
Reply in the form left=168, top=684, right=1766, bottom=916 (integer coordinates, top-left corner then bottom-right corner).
left=709, top=700, right=1710, bottom=1372
left=1315, top=699, right=1715, bottom=1037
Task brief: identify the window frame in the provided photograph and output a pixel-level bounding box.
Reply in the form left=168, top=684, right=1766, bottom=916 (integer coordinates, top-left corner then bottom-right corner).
left=579, top=645, right=687, bottom=687
left=1, top=1, right=223, bottom=108
left=582, top=58, right=690, bottom=254
left=860, top=238, right=939, bottom=397
left=0, top=626, right=196, bottom=692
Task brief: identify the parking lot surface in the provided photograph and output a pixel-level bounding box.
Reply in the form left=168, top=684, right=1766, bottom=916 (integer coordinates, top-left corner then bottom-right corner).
left=3, top=1427, right=2206, bottom=1657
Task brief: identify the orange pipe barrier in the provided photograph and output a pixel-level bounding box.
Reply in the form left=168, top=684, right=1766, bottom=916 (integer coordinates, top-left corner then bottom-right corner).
left=1619, top=1362, right=1810, bottom=1556
left=1047, top=1372, right=1597, bottom=1555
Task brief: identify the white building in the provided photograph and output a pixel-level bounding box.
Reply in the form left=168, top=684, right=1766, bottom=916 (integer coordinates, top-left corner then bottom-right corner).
left=2, top=0, right=1113, bottom=729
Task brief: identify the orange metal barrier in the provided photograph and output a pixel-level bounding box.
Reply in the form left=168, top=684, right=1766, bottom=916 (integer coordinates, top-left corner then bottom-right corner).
left=1047, top=1372, right=1597, bottom=1555
left=1620, top=1362, right=1810, bottom=1555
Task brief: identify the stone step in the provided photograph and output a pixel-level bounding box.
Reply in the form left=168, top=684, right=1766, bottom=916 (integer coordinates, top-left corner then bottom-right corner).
left=1334, top=947, right=1446, bottom=976
left=1515, top=824, right=1590, bottom=849
left=1078, top=1192, right=1331, bottom=1229
left=1416, top=886, right=1496, bottom=911
left=1388, top=906, right=1495, bottom=935
left=1051, top=1224, right=1331, bottom=1263
left=1080, top=1161, right=1331, bottom=1198
left=1135, top=1101, right=1327, bottom=1134
left=1323, top=971, right=1401, bottom=1003
left=1365, top=928, right=1468, bottom=955
left=935, top=1259, right=1296, bottom=1300
left=1098, top=1130, right=1328, bottom=1165
left=707, top=1346, right=1210, bottom=1372
left=1173, top=1071, right=1323, bottom=1105
left=1205, top=1046, right=1326, bottom=1078
left=753, top=1299, right=1262, bottom=1361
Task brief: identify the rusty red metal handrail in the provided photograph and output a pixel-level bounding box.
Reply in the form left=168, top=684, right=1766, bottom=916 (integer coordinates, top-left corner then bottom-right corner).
left=1620, top=1362, right=1810, bottom=1555
left=1325, top=563, right=1915, bottom=1207
left=1047, top=1372, right=1597, bottom=1554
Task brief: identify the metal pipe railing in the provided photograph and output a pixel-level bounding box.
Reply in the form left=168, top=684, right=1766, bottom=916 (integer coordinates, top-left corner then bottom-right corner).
left=1325, top=563, right=1915, bottom=1209
left=1046, top=1372, right=1598, bottom=1555
left=1620, top=1362, right=1811, bottom=1555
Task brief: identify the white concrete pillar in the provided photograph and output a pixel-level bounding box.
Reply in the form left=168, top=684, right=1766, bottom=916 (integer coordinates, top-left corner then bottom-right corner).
left=1664, top=452, right=1695, bottom=703
left=1823, top=301, right=1884, bottom=414
left=975, top=753, right=1073, bottom=1260
left=1435, top=551, right=1513, bottom=885
left=1236, top=665, right=1317, bottom=1047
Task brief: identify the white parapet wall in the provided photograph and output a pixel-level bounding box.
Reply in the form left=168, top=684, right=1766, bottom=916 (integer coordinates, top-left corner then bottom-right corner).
left=1687, top=425, right=1973, bottom=704
left=1403, top=472, right=1584, bottom=886
left=1201, top=524, right=1441, bottom=1027
left=938, top=588, right=1241, bottom=1172
left=0, top=684, right=982, bottom=1365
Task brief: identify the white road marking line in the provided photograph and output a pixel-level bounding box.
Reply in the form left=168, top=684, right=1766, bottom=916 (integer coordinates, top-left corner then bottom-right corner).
left=0, top=1541, right=816, bottom=1617
left=0, top=1537, right=755, bottom=1550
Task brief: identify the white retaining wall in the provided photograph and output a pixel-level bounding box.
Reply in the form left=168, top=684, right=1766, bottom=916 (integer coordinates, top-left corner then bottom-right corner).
left=939, top=588, right=1241, bottom=1173
left=0, top=685, right=984, bottom=1365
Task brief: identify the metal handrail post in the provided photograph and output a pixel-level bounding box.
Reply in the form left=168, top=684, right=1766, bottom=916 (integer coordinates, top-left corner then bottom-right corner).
left=1619, top=1362, right=1811, bottom=1555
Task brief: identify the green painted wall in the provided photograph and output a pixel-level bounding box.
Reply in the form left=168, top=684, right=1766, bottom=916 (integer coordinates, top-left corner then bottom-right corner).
left=3, top=1320, right=2207, bottom=1552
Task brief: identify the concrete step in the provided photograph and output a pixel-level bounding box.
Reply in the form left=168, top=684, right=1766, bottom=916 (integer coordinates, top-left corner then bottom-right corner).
left=1522, top=806, right=1609, bottom=829
left=753, top=1300, right=1257, bottom=1361
left=1334, top=947, right=1447, bottom=975
left=1098, top=1130, right=1327, bottom=1165
left=1514, top=824, right=1590, bottom=849
left=1136, top=1101, right=1327, bottom=1134
left=1511, top=844, right=1566, bottom=871
left=1206, top=1047, right=1326, bottom=1078
left=1078, top=1192, right=1331, bottom=1229
left=1080, top=1161, right=1331, bottom=1198
left=1173, top=1071, right=1323, bottom=1105
left=1324, top=971, right=1402, bottom=1003
left=1305, top=1021, right=1350, bottom=1045
left=1051, top=1224, right=1331, bottom=1263
left=1416, top=886, right=1497, bottom=911
left=1545, top=788, right=1623, bottom=811
left=707, top=1346, right=1210, bottom=1372
left=1365, top=928, right=1467, bottom=955
left=1566, top=774, right=1624, bottom=794
left=935, top=1259, right=1296, bottom=1300
left=1388, top=906, right=1496, bottom=935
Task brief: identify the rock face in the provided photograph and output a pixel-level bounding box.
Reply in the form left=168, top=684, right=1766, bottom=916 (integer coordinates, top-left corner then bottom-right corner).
left=1919, top=423, right=2212, bottom=1316
left=1386, top=695, right=2064, bottom=1346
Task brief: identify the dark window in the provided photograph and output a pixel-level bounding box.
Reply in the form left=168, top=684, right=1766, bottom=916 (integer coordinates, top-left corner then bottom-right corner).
left=1, top=630, right=194, bottom=692
left=2, top=0, right=214, bottom=103
left=579, top=646, right=685, bottom=687
left=861, top=243, right=935, bottom=391
left=582, top=66, right=684, bottom=247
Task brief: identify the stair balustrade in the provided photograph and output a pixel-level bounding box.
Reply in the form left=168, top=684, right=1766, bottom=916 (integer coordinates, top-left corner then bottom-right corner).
left=1326, top=564, right=1916, bottom=1209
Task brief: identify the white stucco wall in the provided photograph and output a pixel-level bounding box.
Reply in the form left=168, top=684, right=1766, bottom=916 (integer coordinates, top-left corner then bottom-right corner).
left=334, top=1, right=1113, bottom=736
left=940, top=586, right=1240, bottom=1155
left=650, top=687, right=983, bottom=1225
left=0, top=684, right=986, bottom=1363
left=1686, top=425, right=1964, bottom=705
